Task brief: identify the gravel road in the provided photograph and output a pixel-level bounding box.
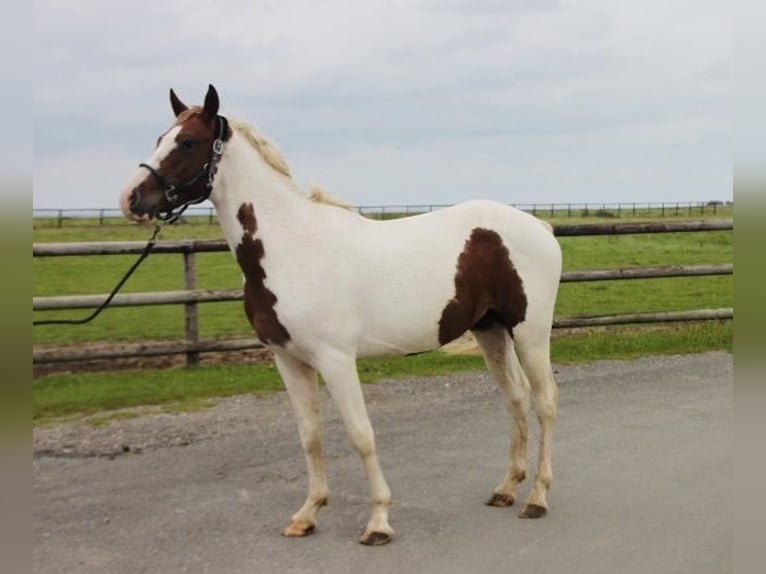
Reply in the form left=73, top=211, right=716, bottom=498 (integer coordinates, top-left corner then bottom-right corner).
left=33, top=351, right=732, bottom=574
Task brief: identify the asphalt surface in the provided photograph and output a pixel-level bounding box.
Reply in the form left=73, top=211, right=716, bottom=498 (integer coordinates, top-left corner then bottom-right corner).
left=33, top=352, right=732, bottom=574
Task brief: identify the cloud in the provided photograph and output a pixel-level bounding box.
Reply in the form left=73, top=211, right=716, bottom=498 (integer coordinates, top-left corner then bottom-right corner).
left=33, top=0, right=731, bottom=208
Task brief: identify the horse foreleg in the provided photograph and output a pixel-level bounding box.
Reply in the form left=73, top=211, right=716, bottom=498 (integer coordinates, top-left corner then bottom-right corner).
left=274, top=352, right=329, bottom=537
left=316, top=351, right=394, bottom=546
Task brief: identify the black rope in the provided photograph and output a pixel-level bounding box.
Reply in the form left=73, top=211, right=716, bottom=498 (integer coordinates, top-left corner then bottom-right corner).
left=33, top=223, right=163, bottom=327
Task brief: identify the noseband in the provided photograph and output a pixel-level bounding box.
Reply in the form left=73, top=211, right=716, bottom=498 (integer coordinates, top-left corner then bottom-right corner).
left=138, top=114, right=229, bottom=222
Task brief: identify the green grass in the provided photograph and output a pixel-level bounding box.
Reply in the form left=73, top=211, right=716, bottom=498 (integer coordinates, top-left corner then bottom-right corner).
left=33, top=363, right=284, bottom=424
left=552, top=321, right=731, bottom=361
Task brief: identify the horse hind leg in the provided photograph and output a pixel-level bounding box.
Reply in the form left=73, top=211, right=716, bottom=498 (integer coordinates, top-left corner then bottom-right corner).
left=514, top=328, right=559, bottom=519
left=471, top=326, right=531, bottom=508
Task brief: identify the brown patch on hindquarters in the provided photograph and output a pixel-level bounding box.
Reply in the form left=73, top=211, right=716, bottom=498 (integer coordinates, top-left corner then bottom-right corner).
left=235, top=203, right=290, bottom=346
left=438, top=228, right=527, bottom=345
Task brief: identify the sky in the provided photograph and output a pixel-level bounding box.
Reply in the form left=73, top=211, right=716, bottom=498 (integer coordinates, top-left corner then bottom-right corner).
left=33, top=0, right=731, bottom=210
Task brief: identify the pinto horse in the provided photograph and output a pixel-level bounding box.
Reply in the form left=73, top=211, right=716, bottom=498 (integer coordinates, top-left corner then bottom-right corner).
left=120, top=85, right=562, bottom=546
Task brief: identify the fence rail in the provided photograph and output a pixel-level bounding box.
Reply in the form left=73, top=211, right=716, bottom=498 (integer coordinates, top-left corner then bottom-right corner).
left=32, top=219, right=733, bottom=365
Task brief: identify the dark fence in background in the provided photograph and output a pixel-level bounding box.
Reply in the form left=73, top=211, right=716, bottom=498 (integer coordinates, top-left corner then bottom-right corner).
left=33, top=200, right=733, bottom=227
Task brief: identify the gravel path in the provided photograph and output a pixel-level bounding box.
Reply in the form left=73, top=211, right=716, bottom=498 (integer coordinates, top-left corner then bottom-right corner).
left=34, top=352, right=732, bottom=574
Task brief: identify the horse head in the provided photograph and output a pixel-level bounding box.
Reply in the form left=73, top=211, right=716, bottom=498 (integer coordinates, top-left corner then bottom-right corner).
left=119, top=84, right=230, bottom=221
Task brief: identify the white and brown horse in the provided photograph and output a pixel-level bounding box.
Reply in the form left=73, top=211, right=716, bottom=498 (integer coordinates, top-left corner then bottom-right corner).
left=120, top=85, right=562, bottom=546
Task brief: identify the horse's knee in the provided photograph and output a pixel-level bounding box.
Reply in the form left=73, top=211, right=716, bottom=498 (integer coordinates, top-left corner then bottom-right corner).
left=534, top=391, right=558, bottom=423
left=301, top=432, right=322, bottom=456
left=346, top=422, right=376, bottom=457
left=509, top=396, right=530, bottom=415
left=536, top=402, right=557, bottom=423
left=297, top=419, right=323, bottom=454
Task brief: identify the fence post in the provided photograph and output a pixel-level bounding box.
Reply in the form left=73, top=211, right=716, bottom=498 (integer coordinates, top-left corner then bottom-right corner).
left=182, top=250, right=200, bottom=366
left=57, top=209, right=63, bottom=228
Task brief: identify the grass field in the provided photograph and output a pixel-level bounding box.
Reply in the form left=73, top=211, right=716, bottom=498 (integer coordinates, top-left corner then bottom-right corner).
left=32, top=208, right=733, bottom=424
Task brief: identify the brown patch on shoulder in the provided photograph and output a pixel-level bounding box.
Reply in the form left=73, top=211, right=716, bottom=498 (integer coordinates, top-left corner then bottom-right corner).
left=438, top=228, right=527, bottom=345
left=235, top=202, right=290, bottom=346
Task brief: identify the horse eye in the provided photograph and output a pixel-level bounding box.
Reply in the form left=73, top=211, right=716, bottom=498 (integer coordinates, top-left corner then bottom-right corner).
left=180, top=140, right=193, bottom=150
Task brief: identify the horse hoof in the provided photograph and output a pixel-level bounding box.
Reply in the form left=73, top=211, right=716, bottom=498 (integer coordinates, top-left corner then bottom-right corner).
left=518, top=504, right=547, bottom=519
left=281, top=521, right=316, bottom=537
left=485, top=493, right=515, bottom=507
left=360, top=531, right=393, bottom=546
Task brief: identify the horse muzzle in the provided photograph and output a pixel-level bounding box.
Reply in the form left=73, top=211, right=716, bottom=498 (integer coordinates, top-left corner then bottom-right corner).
left=119, top=176, right=153, bottom=222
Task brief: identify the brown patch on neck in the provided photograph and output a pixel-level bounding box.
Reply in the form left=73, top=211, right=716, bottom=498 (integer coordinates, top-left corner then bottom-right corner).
left=235, top=202, right=290, bottom=346
left=237, top=201, right=257, bottom=235
left=438, top=228, right=527, bottom=345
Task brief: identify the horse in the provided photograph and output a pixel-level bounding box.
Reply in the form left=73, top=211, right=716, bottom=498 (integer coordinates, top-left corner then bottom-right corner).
left=119, top=85, right=562, bottom=546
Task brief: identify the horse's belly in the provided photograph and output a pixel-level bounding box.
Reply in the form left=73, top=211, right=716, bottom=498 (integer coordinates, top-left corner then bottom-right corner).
left=353, top=296, right=450, bottom=358
left=356, top=329, right=440, bottom=358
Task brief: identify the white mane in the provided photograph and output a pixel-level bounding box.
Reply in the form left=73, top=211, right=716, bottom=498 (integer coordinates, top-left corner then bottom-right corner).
left=230, top=117, right=292, bottom=178
left=230, top=118, right=350, bottom=210
left=307, top=184, right=353, bottom=210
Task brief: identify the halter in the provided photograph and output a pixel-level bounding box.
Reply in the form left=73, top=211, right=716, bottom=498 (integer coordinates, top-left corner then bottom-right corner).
left=139, top=114, right=229, bottom=223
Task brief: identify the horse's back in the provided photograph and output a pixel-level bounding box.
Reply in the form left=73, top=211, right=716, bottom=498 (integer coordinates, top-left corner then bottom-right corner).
left=380, top=199, right=560, bottom=278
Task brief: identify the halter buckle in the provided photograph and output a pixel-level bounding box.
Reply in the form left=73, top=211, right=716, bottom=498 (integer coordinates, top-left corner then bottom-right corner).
left=212, top=139, right=224, bottom=155
left=164, top=186, right=178, bottom=203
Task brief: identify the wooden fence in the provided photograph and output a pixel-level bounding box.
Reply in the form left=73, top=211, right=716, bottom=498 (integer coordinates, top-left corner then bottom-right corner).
left=32, top=220, right=733, bottom=364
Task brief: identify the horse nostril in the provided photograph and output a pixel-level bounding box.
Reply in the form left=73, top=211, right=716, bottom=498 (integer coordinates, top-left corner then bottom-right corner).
left=129, top=188, right=140, bottom=208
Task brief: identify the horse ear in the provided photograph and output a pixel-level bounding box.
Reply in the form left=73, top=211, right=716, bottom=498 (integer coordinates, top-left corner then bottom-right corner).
left=203, top=84, right=219, bottom=119
left=169, top=89, right=188, bottom=117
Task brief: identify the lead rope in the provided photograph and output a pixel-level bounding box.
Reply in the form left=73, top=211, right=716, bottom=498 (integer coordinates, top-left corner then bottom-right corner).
left=33, top=222, right=164, bottom=326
